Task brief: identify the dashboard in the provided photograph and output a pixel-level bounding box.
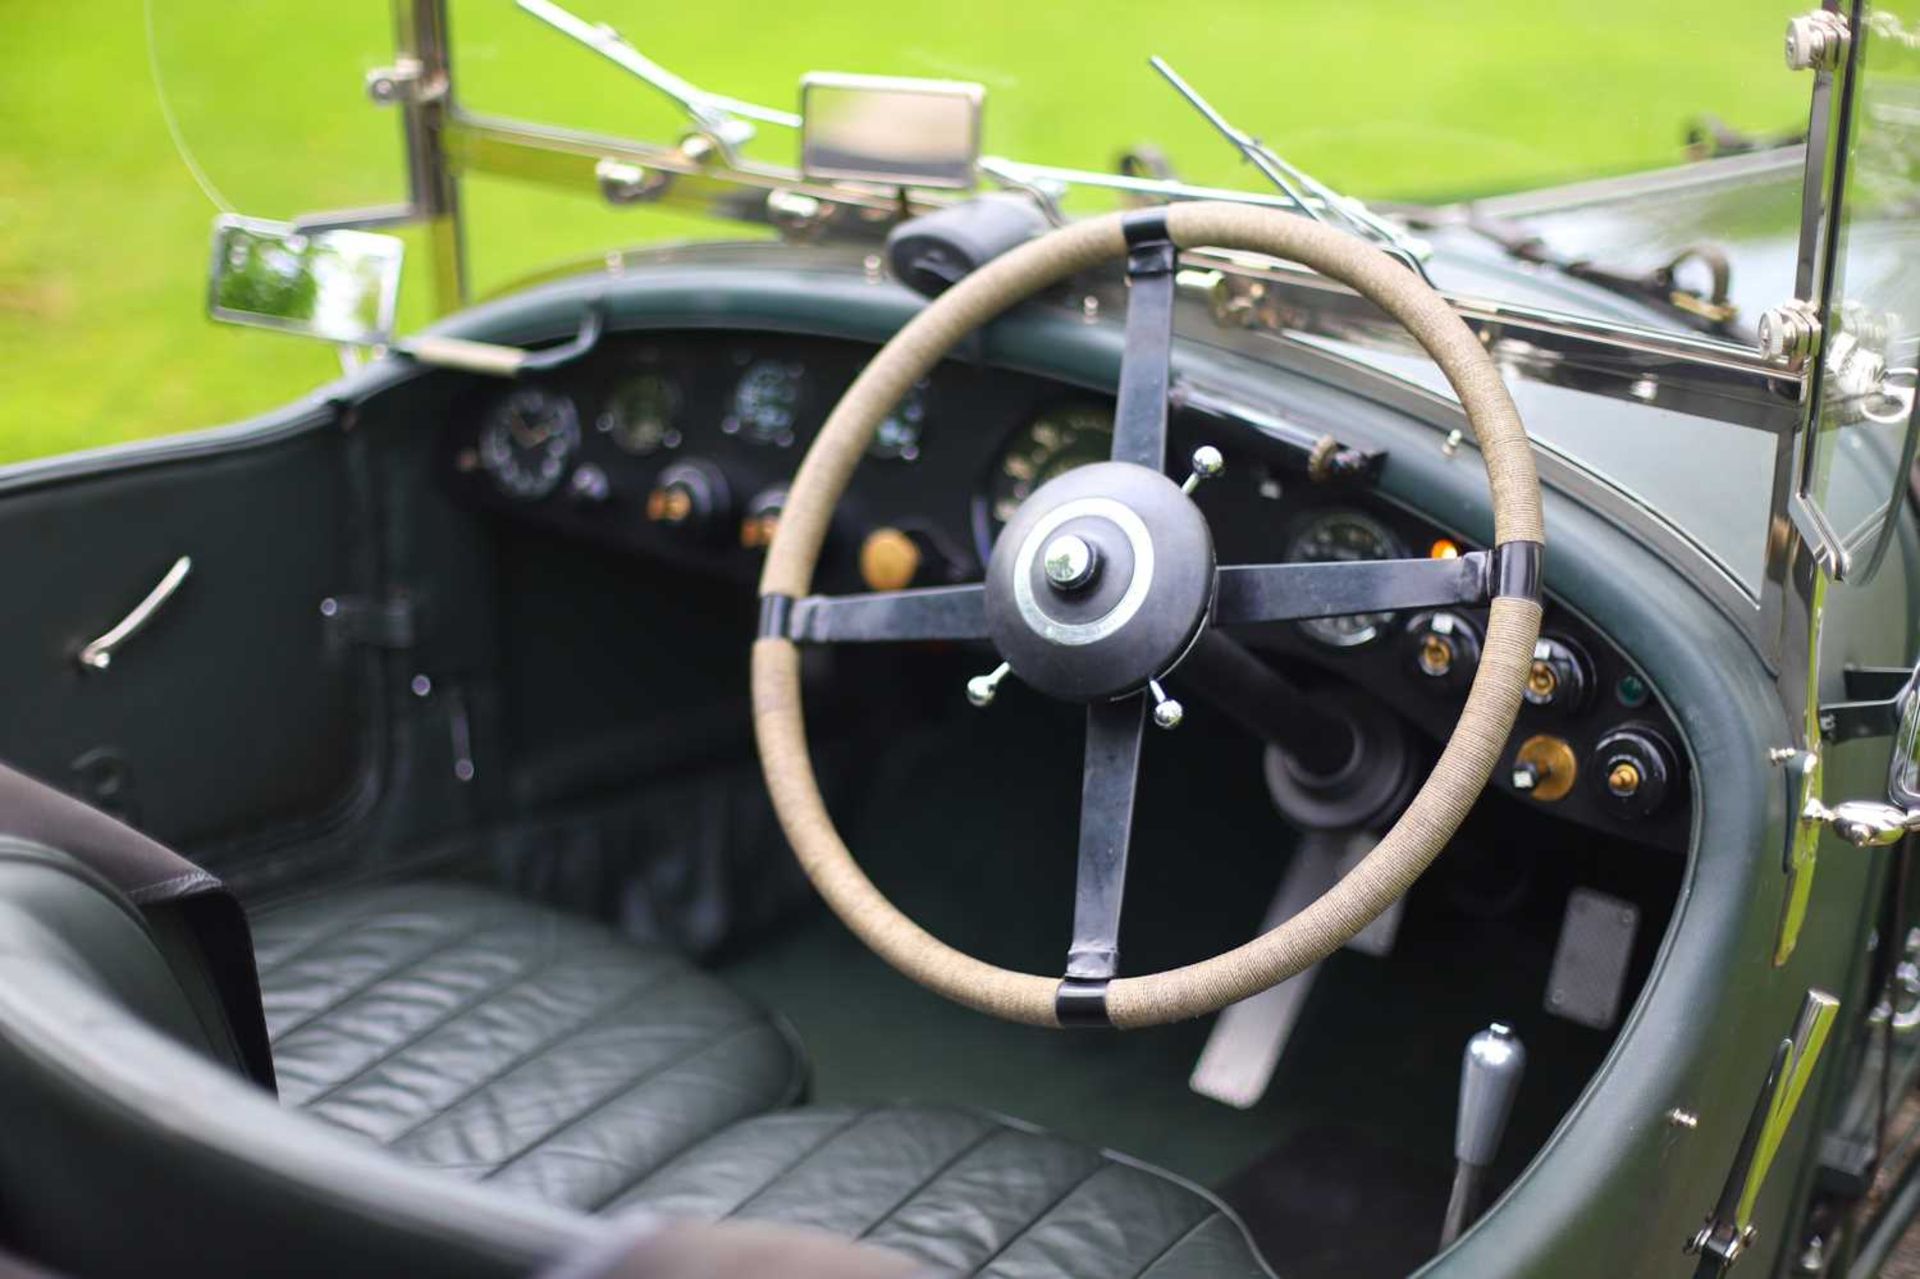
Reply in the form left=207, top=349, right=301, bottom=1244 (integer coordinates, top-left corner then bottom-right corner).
left=441, top=329, right=1691, bottom=853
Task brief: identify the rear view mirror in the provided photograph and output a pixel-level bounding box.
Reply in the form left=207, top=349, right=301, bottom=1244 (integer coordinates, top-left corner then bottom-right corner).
left=800, top=73, right=983, bottom=190
left=206, top=216, right=403, bottom=346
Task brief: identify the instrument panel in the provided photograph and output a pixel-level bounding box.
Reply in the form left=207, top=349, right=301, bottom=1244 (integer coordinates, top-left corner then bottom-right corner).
left=441, top=329, right=1690, bottom=853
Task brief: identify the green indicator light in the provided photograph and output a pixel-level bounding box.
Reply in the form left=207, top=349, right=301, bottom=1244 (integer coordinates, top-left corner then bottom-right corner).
left=1616, top=673, right=1649, bottom=708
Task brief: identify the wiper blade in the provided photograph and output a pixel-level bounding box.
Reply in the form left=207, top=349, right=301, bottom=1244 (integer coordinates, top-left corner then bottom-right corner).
left=515, top=0, right=800, bottom=142
left=1148, top=56, right=1431, bottom=281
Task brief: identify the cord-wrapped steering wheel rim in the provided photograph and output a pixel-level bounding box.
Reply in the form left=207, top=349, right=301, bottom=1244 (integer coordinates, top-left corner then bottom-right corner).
left=752, top=201, right=1543, bottom=1029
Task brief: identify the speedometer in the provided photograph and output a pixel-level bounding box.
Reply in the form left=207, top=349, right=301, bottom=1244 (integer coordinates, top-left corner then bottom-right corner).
left=1285, top=510, right=1407, bottom=648
left=987, top=405, right=1114, bottom=525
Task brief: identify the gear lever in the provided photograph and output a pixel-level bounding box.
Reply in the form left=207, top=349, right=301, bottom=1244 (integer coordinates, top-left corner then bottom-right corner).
left=1439, top=1022, right=1526, bottom=1250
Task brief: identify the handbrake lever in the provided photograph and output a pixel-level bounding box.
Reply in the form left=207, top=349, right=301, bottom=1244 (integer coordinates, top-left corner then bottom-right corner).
left=1439, top=1022, right=1527, bottom=1250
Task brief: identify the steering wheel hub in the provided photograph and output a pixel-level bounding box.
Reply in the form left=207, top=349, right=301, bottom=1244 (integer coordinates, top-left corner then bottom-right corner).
left=985, top=461, right=1214, bottom=702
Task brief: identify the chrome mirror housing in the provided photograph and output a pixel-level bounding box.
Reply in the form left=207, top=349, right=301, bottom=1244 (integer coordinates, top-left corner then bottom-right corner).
left=799, top=73, right=983, bottom=190
left=206, top=216, right=403, bottom=346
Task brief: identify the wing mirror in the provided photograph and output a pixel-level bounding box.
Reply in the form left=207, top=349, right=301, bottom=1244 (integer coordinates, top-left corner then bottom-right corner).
left=1804, top=659, right=1920, bottom=847
left=207, top=216, right=403, bottom=346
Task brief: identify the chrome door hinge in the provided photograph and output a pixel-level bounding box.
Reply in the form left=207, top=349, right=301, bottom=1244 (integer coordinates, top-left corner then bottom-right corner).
left=1686, top=990, right=1841, bottom=1273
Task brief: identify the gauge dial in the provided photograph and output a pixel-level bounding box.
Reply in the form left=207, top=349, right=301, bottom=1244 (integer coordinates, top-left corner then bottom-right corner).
left=987, top=405, right=1114, bottom=525
left=726, top=360, right=806, bottom=446
left=1285, top=510, right=1408, bottom=647
left=870, top=379, right=929, bottom=461
left=599, top=372, right=680, bottom=455
left=478, top=387, right=580, bottom=500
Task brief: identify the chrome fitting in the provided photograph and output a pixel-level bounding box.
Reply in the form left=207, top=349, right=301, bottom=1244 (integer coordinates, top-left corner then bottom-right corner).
left=1785, top=10, right=1850, bottom=71
left=1757, top=299, right=1822, bottom=369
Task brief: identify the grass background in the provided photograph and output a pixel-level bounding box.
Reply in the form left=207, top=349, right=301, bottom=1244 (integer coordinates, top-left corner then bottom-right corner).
left=1, top=1, right=1807, bottom=464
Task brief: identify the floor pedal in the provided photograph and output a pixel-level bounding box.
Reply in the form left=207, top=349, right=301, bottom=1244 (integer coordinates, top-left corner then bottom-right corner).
left=1189, top=829, right=1395, bottom=1109
left=1544, top=887, right=1639, bottom=1029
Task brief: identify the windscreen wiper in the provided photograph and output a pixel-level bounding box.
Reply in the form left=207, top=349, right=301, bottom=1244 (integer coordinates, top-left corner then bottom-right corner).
left=1147, top=57, right=1434, bottom=282
left=514, top=0, right=799, bottom=159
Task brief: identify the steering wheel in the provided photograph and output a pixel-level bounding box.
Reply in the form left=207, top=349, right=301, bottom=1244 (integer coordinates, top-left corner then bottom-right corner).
left=752, top=201, right=1544, bottom=1029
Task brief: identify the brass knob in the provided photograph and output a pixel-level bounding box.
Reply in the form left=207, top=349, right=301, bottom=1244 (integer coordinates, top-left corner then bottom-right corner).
left=860, top=527, right=922, bottom=592
left=1512, top=734, right=1577, bottom=803
left=1418, top=633, right=1455, bottom=678
left=1607, top=761, right=1642, bottom=798
left=1526, top=660, right=1559, bottom=702
left=645, top=485, right=693, bottom=525
left=740, top=512, right=780, bottom=550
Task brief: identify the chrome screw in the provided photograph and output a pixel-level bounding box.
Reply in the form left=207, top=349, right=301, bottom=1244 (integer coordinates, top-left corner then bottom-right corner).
left=966, top=662, right=1012, bottom=708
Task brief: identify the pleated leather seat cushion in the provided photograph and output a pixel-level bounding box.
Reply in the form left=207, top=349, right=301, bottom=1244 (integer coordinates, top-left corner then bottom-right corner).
left=611, top=1104, right=1275, bottom=1279
left=250, top=882, right=805, bottom=1212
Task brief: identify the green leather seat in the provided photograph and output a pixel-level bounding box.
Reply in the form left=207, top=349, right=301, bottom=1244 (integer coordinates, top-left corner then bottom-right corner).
left=254, top=885, right=1274, bottom=1278
left=613, top=1104, right=1271, bottom=1278
left=252, top=883, right=807, bottom=1206
left=0, top=757, right=1272, bottom=1278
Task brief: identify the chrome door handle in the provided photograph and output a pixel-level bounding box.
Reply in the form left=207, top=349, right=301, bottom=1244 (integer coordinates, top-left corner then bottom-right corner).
left=77, top=556, right=193, bottom=672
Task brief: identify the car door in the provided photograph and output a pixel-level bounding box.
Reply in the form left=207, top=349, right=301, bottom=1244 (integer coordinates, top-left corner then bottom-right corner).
left=0, top=404, right=386, bottom=872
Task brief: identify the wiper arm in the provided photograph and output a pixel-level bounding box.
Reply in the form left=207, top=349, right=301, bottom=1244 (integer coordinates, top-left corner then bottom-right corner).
left=1148, top=56, right=1432, bottom=281
left=515, top=0, right=799, bottom=152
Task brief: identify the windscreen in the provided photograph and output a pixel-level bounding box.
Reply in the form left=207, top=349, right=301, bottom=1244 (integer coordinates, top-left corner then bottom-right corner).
left=148, top=0, right=1808, bottom=305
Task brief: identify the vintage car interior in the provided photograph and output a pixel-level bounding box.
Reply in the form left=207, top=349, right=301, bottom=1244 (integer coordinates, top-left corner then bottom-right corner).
left=0, top=217, right=1854, bottom=1277
left=4, top=3, right=1920, bottom=1278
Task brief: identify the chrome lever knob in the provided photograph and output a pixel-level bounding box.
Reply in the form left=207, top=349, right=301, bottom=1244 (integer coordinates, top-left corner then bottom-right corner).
left=1181, top=445, right=1225, bottom=496
left=1148, top=678, right=1184, bottom=730
left=966, top=662, right=1013, bottom=708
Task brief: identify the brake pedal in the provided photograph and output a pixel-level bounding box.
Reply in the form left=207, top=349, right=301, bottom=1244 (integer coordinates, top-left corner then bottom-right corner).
left=1189, top=828, right=1398, bottom=1108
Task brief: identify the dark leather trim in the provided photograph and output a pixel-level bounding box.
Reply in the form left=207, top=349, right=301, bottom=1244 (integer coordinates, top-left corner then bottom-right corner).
left=0, top=762, right=275, bottom=1089
left=1490, top=539, right=1544, bottom=603
left=1055, top=976, right=1114, bottom=1028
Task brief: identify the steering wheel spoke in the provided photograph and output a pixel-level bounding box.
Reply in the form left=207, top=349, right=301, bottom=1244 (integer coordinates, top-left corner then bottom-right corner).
left=1213, top=551, right=1492, bottom=627
left=1109, top=210, right=1178, bottom=473
left=768, top=583, right=988, bottom=645
left=1058, top=693, right=1148, bottom=1024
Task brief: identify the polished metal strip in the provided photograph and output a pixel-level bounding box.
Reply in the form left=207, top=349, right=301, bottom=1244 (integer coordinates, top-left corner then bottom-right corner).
left=77, top=556, right=193, bottom=672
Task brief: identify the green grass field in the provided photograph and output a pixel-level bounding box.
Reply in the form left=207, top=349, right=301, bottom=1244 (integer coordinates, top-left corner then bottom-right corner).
left=1, top=1, right=1805, bottom=464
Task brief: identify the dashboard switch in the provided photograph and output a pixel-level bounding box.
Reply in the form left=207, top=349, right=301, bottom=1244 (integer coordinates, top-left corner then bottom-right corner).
left=1589, top=726, right=1676, bottom=819
left=1405, top=611, right=1482, bottom=694
left=860, top=527, right=924, bottom=591
left=1512, top=734, right=1577, bottom=802
left=1525, top=636, right=1592, bottom=713
left=645, top=459, right=731, bottom=542
left=740, top=487, right=786, bottom=551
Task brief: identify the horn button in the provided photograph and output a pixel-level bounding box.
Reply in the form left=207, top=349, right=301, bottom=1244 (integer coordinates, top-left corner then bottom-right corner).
left=985, top=461, right=1214, bottom=702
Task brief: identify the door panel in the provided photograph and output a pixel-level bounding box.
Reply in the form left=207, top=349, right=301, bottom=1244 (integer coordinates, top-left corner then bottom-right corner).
left=0, top=428, right=379, bottom=854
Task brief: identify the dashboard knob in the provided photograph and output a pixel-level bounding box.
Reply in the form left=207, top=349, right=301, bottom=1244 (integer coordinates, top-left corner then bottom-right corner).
left=1525, top=636, right=1592, bottom=713
left=860, top=527, right=924, bottom=592
left=1589, top=726, right=1676, bottom=819
left=1511, top=734, right=1577, bottom=802
left=645, top=459, right=731, bottom=542
left=740, top=487, right=786, bottom=551
left=1405, top=611, right=1482, bottom=694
